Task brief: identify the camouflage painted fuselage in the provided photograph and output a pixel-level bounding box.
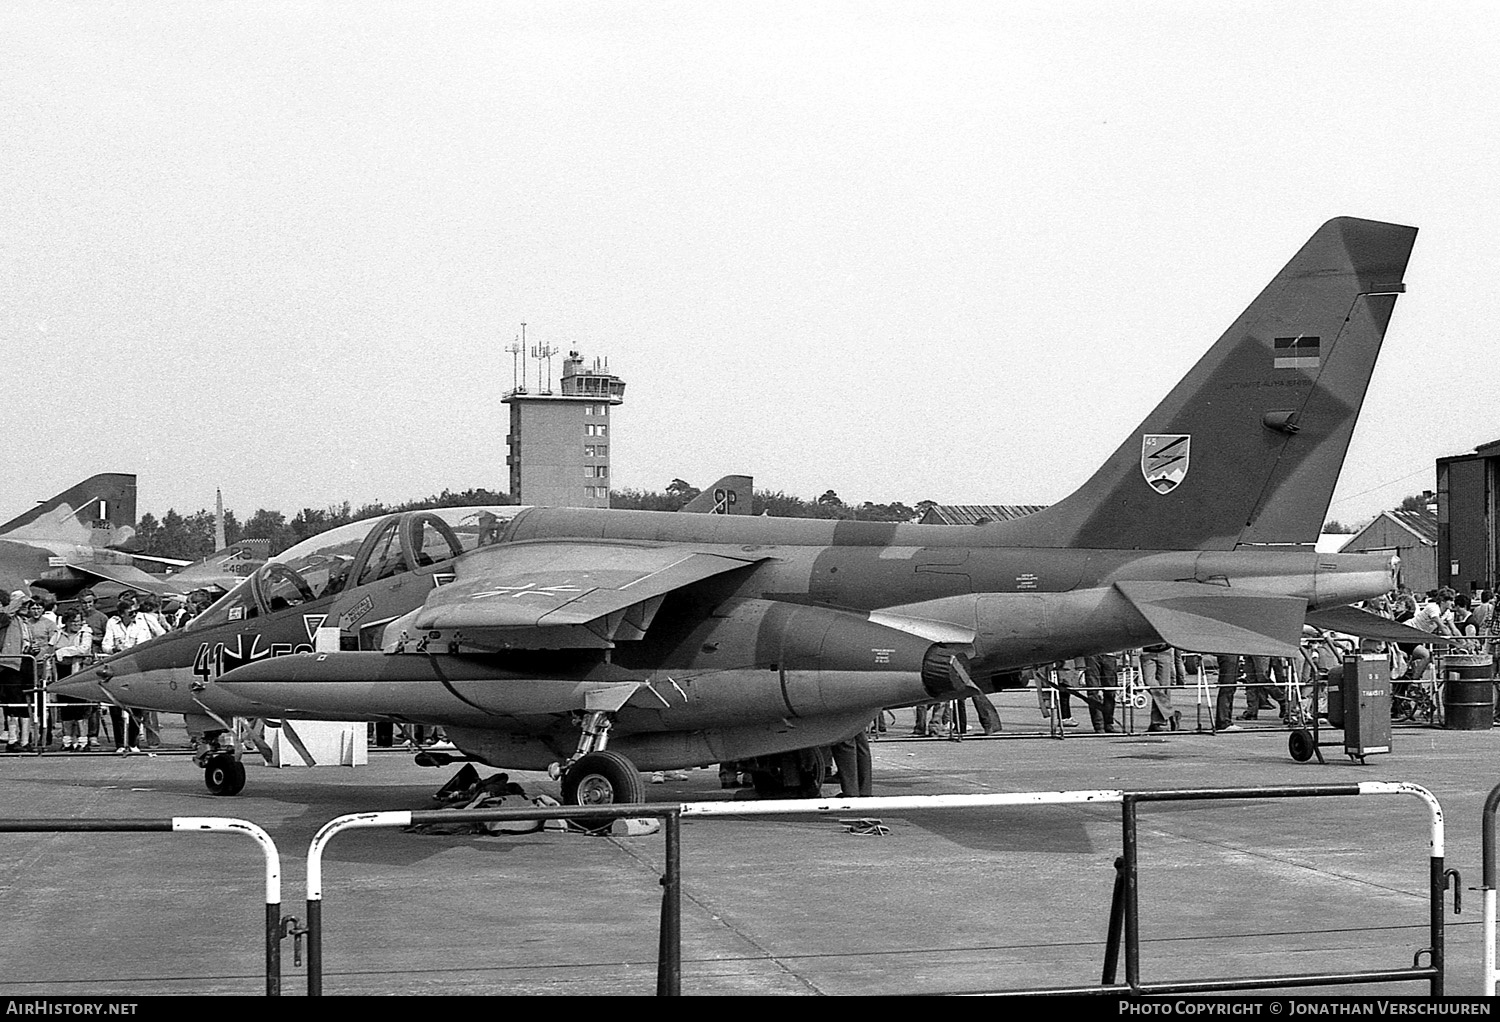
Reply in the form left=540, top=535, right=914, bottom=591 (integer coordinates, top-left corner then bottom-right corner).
left=54, top=216, right=1417, bottom=777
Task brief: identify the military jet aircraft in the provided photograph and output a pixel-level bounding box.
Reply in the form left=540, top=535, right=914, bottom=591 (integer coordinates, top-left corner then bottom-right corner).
left=0, top=473, right=270, bottom=604
left=155, top=539, right=271, bottom=596
left=56, top=217, right=1415, bottom=804
left=0, top=473, right=171, bottom=599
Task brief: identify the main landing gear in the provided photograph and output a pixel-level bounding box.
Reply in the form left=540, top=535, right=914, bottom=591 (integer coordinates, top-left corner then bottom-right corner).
left=562, top=751, right=646, bottom=806
left=554, top=709, right=647, bottom=809
left=744, top=748, right=827, bottom=799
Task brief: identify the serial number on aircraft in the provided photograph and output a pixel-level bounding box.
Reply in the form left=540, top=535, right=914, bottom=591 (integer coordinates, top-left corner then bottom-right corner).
left=192, top=635, right=313, bottom=682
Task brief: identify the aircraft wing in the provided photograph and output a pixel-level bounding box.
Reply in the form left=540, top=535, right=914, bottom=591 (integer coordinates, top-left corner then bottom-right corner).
left=413, top=543, right=767, bottom=640
left=51, top=562, right=182, bottom=597
left=1305, top=605, right=1460, bottom=645
left=1114, top=581, right=1307, bottom=658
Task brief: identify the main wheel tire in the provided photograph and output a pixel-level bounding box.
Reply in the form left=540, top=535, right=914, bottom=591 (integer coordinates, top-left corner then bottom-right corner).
left=1288, top=729, right=1316, bottom=763
left=793, top=746, right=828, bottom=798
left=749, top=748, right=827, bottom=799
left=562, top=751, right=645, bottom=808
left=204, top=756, right=247, bottom=796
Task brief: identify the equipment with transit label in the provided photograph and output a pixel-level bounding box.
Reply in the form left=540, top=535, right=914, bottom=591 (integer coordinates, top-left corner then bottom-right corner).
left=1289, top=653, right=1392, bottom=764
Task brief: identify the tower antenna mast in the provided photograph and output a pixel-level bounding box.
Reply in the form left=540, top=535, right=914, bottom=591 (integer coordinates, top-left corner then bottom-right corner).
left=505, top=334, right=523, bottom=392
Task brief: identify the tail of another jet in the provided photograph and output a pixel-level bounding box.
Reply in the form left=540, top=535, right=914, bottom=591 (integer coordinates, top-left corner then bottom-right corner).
left=680, top=476, right=754, bottom=514
left=0, top=473, right=138, bottom=548
left=999, top=217, right=1416, bottom=550
left=165, top=539, right=271, bottom=592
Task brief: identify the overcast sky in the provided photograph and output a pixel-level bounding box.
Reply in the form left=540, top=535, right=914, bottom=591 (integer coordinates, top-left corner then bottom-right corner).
left=2, top=1, right=1496, bottom=527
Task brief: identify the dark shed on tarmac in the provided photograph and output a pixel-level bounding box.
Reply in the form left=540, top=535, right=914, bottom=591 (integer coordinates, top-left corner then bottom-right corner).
left=1438, top=439, right=1500, bottom=596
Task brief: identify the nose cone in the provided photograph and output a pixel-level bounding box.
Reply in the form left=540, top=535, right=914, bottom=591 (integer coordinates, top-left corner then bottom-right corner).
left=52, top=658, right=123, bottom=704
left=53, top=646, right=199, bottom=714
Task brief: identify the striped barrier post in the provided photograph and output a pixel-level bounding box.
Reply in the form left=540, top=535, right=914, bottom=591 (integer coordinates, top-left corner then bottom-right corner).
left=1481, top=783, right=1500, bottom=996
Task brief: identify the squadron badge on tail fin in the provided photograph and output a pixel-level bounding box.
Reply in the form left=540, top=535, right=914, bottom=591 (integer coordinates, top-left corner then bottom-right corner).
left=1141, top=435, right=1191, bottom=494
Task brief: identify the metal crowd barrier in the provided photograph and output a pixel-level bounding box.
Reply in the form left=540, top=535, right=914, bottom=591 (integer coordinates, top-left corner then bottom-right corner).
left=0, top=654, right=41, bottom=740
left=0, top=785, right=1449, bottom=995
left=2, top=651, right=162, bottom=753
left=303, top=803, right=683, bottom=996
left=0, top=816, right=287, bottom=994
left=1109, top=784, right=1450, bottom=997
left=306, top=783, right=1450, bottom=997
left=678, top=783, right=1450, bottom=996
left=1028, top=661, right=1311, bottom=738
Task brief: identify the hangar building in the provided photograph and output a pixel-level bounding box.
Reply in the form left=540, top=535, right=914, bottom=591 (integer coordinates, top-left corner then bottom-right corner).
left=504, top=352, right=625, bottom=508
left=1437, top=439, right=1500, bottom=595
left=919, top=504, right=1047, bottom=525
left=1340, top=506, right=1437, bottom=595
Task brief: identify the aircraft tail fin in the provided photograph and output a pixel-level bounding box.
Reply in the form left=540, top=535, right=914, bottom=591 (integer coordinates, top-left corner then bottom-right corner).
left=999, top=217, right=1416, bottom=550
left=680, top=475, right=754, bottom=514
left=0, top=473, right=138, bottom=548
left=168, top=539, right=272, bottom=590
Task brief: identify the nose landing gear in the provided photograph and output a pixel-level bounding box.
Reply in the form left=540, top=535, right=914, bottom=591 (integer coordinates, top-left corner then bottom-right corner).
left=193, top=724, right=249, bottom=796
left=203, top=754, right=247, bottom=796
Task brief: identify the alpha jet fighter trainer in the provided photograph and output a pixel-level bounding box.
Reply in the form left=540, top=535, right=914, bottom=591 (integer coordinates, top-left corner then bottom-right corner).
left=57, top=217, right=1415, bottom=803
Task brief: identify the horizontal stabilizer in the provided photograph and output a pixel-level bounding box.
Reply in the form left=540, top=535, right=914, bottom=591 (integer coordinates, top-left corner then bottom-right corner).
left=1305, top=605, right=1459, bottom=645
left=1115, top=580, right=1307, bottom=658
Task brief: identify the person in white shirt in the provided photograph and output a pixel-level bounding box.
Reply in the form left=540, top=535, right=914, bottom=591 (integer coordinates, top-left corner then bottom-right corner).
left=1404, top=590, right=1458, bottom=683
left=100, top=594, right=163, bottom=753
left=51, top=607, right=94, bottom=750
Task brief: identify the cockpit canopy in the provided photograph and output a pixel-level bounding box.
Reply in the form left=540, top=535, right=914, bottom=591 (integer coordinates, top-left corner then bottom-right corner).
left=190, top=506, right=525, bottom=629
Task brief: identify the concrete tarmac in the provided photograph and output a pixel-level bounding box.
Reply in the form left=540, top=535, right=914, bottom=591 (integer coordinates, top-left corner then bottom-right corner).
left=0, top=691, right=1496, bottom=997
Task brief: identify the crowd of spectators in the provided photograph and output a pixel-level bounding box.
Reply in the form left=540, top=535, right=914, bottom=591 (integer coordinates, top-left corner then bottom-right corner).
left=0, top=587, right=214, bottom=753
left=892, top=585, right=1499, bottom=744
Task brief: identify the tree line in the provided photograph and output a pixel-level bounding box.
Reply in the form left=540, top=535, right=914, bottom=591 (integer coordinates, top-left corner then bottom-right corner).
left=128, top=480, right=932, bottom=563
left=132, top=487, right=513, bottom=562
left=131, top=482, right=1434, bottom=564
left=609, top=479, right=925, bottom=522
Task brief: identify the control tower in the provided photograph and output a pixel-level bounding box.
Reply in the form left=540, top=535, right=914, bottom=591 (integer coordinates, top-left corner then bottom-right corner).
left=503, top=350, right=626, bottom=507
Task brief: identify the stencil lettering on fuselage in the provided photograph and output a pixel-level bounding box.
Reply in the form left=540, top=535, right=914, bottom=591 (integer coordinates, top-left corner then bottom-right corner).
left=340, top=595, right=374, bottom=629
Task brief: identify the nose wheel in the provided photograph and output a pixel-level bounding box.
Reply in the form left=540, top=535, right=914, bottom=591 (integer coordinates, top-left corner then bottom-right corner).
left=204, top=755, right=247, bottom=796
